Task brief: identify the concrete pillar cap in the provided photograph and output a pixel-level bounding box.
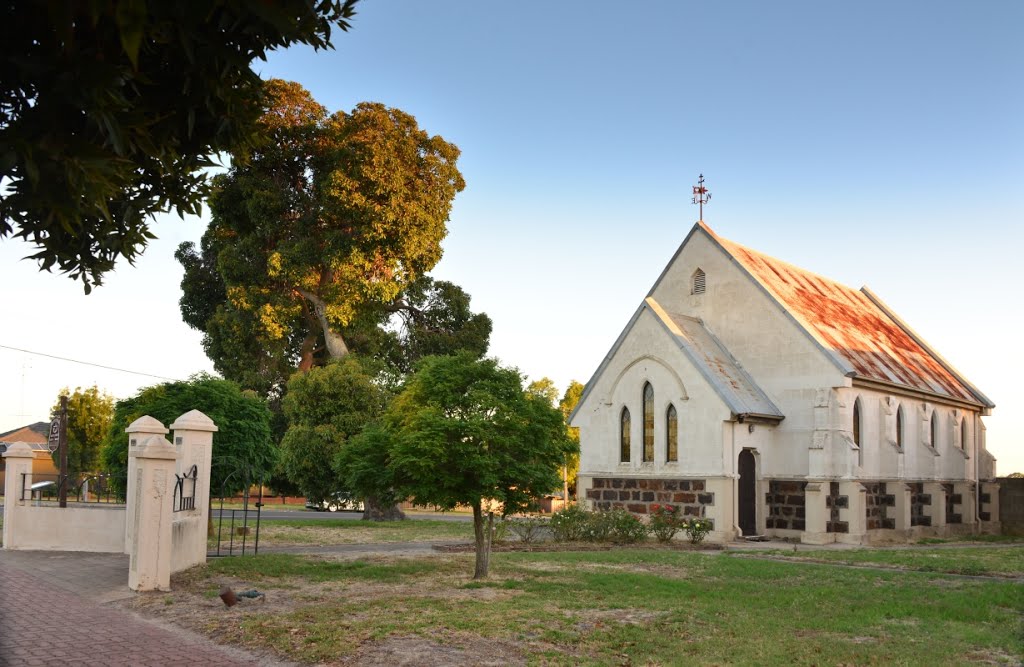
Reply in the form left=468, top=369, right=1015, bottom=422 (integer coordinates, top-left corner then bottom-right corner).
left=129, top=435, right=178, bottom=460
left=126, top=415, right=169, bottom=435
left=169, top=409, right=218, bottom=432
left=2, top=442, right=35, bottom=458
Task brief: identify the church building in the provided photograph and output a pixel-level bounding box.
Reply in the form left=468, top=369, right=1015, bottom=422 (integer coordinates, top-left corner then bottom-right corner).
left=569, top=221, right=1000, bottom=544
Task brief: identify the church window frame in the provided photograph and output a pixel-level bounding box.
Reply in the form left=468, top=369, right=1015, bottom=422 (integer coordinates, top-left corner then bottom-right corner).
left=642, top=382, right=655, bottom=462
left=961, top=417, right=968, bottom=450
left=620, top=407, right=631, bottom=463
left=691, top=268, right=706, bottom=295
left=896, top=405, right=905, bottom=450
left=930, top=410, right=940, bottom=450
left=666, top=404, right=678, bottom=462
left=853, top=397, right=863, bottom=466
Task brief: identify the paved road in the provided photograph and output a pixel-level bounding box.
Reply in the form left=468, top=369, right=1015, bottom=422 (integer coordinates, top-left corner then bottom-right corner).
left=0, top=551, right=287, bottom=667
left=215, top=508, right=474, bottom=522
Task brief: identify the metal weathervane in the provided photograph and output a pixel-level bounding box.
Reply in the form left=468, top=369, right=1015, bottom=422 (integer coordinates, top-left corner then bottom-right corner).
left=692, top=173, right=711, bottom=220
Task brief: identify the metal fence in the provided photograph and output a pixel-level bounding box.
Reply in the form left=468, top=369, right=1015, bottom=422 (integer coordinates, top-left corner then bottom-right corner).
left=19, top=472, right=126, bottom=504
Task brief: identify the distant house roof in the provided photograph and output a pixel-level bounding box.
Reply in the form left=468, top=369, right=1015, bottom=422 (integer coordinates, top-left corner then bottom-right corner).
left=0, top=421, right=50, bottom=444
left=698, top=223, right=993, bottom=408
left=646, top=298, right=784, bottom=421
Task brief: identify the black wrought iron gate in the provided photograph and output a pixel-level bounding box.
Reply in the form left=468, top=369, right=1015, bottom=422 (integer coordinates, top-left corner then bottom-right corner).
left=208, top=460, right=264, bottom=558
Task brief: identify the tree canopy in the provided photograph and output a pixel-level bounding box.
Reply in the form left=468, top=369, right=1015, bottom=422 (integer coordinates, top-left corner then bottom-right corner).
left=0, top=1, right=358, bottom=292
left=381, top=353, right=576, bottom=578
left=176, top=80, right=485, bottom=394
left=50, top=385, right=115, bottom=477
left=559, top=380, right=585, bottom=496
left=100, top=374, right=275, bottom=496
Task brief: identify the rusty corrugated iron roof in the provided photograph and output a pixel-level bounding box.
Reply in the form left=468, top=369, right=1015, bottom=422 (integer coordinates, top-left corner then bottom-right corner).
left=647, top=298, right=784, bottom=420
left=701, top=223, right=990, bottom=407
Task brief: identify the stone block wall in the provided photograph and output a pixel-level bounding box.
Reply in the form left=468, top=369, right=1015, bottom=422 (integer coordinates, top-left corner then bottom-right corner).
left=825, top=481, right=849, bottom=533
left=909, top=482, right=932, bottom=526
left=941, top=483, right=963, bottom=524
left=766, top=480, right=805, bottom=530
left=864, top=482, right=896, bottom=530
left=586, top=477, right=714, bottom=519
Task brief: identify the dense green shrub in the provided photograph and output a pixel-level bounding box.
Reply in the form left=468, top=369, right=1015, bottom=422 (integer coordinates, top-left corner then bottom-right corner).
left=684, top=518, right=713, bottom=545
left=649, top=504, right=684, bottom=543
left=550, top=504, right=591, bottom=541
left=605, top=508, right=647, bottom=544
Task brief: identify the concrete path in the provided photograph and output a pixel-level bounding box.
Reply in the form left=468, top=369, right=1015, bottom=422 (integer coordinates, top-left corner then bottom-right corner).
left=0, top=550, right=289, bottom=667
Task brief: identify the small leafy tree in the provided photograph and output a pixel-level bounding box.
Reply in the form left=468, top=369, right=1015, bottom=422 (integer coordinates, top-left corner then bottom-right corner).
left=50, top=385, right=115, bottom=477
left=280, top=356, right=392, bottom=515
left=559, top=380, right=584, bottom=497
left=100, top=375, right=275, bottom=496
left=384, top=353, right=575, bottom=578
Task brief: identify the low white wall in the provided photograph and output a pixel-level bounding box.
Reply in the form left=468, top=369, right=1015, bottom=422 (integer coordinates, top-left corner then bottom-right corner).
left=171, top=513, right=208, bottom=573
left=5, top=504, right=126, bottom=552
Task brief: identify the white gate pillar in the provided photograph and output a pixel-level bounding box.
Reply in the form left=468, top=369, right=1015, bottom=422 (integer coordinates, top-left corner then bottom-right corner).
left=170, top=410, right=218, bottom=570
left=124, top=416, right=168, bottom=554
left=128, top=435, right=178, bottom=592
left=2, top=443, right=35, bottom=549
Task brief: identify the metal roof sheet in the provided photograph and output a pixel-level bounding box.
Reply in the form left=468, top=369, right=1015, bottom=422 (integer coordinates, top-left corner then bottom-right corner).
left=702, top=224, right=989, bottom=407
left=647, top=298, right=784, bottom=420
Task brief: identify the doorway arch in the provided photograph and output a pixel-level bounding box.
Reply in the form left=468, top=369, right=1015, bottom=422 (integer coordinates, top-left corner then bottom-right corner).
left=738, top=449, right=757, bottom=536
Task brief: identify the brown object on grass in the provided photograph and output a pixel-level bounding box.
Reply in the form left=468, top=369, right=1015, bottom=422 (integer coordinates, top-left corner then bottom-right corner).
left=219, top=586, right=238, bottom=607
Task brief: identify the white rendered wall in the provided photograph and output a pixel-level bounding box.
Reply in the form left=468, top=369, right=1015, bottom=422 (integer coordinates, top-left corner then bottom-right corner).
left=5, top=505, right=126, bottom=552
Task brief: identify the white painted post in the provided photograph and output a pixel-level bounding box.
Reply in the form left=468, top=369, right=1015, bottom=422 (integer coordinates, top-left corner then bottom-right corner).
left=124, top=416, right=169, bottom=555
left=801, top=482, right=831, bottom=545
left=128, top=435, right=178, bottom=592
left=892, top=483, right=913, bottom=533
left=169, top=410, right=218, bottom=570
left=2, top=443, right=35, bottom=550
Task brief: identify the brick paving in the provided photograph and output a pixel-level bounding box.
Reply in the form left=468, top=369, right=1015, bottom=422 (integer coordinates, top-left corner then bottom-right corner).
left=0, top=552, right=278, bottom=667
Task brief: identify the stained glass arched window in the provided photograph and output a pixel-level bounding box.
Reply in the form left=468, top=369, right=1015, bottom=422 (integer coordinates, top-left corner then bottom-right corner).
left=642, top=383, right=654, bottom=462
left=931, top=411, right=939, bottom=449
left=896, top=405, right=905, bottom=450
left=961, top=418, right=968, bottom=450
left=620, top=407, right=631, bottom=463
left=666, top=404, right=678, bottom=462
left=853, top=398, right=863, bottom=467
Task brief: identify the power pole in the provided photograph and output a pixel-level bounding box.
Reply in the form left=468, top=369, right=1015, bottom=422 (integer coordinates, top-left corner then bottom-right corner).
left=58, top=394, right=68, bottom=508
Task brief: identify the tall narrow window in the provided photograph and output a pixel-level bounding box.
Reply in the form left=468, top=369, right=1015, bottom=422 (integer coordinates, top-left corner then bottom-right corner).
left=666, top=404, right=678, bottom=462
left=642, top=382, right=654, bottom=462
left=896, top=405, right=905, bottom=450
left=691, top=268, right=706, bottom=295
left=852, top=398, right=862, bottom=466
left=961, top=418, right=968, bottom=450
left=620, top=407, right=631, bottom=463
left=931, top=411, right=939, bottom=449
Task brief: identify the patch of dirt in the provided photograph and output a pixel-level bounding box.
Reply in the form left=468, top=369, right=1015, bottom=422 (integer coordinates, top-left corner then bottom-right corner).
left=437, top=541, right=722, bottom=553
left=963, top=649, right=1024, bottom=665
left=566, top=608, right=668, bottom=632
left=348, top=633, right=528, bottom=666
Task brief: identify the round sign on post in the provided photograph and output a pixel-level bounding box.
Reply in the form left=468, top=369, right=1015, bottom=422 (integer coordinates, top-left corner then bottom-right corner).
left=48, top=417, right=61, bottom=452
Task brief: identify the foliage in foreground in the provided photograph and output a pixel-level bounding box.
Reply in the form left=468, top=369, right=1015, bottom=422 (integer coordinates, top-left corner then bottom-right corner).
left=100, top=374, right=275, bottom=496
left=1, top=1, right=359, bottom=292
left=197, top=549, right=1023, bottom=666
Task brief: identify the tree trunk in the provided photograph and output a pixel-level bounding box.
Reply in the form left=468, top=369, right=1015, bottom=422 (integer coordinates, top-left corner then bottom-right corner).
left=298, top=288, right=349, bottom=358
left=362, top=495, right=406, bottom=521
left=472, top=501, right=492, bottom=579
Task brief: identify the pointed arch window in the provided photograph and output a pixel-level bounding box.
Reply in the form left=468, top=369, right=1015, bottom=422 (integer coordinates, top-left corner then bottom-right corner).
left=896, top=405, right=905, bottom=450
left=961, top=418, right=968, bottom=450
left=666, top=404, right=678, bottom=462
left=642, top=382, right=654, bottom=462
left=853, top=397, right=863, bottom=466
left=931, top=411, right=939, bottom=450
left=691, top=268, right=706, bottom=295
left=620, top=407, right=631, bottom=463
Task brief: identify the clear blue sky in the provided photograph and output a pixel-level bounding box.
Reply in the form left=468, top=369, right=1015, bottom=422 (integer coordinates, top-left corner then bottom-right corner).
left=2, top=1, right=1021, bottom=470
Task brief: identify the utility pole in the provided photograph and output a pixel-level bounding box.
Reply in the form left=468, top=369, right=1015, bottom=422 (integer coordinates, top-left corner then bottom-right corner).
left=58, top=394, right=68, bottom=508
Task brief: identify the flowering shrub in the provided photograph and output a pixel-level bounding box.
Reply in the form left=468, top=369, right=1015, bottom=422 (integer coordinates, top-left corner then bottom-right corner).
left=550, top=504, right=591, bottom=541
left=506, top=516, right=549, bottom=544
left=683, top=518, right=713, bottom=545
left=605, top=508, right=648, bottom=544
left=648, top=504, right=684, bottom=543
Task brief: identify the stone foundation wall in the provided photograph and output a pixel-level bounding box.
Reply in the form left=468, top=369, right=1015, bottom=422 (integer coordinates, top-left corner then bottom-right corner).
left=909, top=482, right=931, bottom=527
left=864, top=482, right=896, bottom=530
left=586, top=477, right=714, bottom=519
left=766, top=481, right=805, bottom=530
left=825, top=481, right=848, bottom=533
left=942, top=483, right=963, bottom=524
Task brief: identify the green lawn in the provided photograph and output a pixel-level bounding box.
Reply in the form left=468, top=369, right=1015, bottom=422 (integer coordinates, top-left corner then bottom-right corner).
left=180, top=547, right=1021, bottom=665
left=210, top=518, right=475, bottom=549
